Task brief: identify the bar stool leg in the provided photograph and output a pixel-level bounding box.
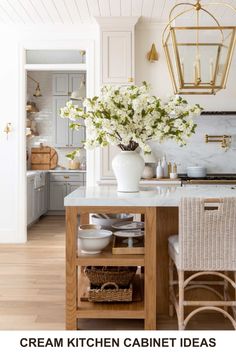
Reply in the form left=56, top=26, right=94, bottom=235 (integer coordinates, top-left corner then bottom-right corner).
left=169, top=257, right=174, bottom=317
left=223, top=271, right=229, bottom=315
left=178, top=270, right=185, bottom=330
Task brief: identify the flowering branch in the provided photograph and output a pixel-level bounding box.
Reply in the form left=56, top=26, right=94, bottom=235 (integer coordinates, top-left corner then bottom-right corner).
left=60, top=83, right=202, bottom=153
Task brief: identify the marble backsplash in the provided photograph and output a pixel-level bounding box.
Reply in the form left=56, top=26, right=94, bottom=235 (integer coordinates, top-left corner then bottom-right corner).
left=149, top=115, right=236, bottom=174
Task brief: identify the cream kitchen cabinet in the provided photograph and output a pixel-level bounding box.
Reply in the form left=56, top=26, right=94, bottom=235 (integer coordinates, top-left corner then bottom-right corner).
left=96, top=17, right=139, bottom=180
left=102, top=31, right=133, bottom=84
left=97, top=17, right=138, bottom=86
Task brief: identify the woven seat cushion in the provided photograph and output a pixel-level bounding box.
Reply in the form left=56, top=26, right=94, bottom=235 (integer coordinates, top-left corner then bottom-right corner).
left=168, top=235, right=179, bottom=253
left=168, top=234, right=179, bottom=268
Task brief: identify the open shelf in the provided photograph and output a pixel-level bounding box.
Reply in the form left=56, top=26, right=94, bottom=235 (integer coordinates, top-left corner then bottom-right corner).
left=76, top=273, right=144, bottom=320
left=77, top=245, right=144, bottom=266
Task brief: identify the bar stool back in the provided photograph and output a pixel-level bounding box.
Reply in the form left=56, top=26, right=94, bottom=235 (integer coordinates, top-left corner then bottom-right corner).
left=168, top=197, right=236, bottom=330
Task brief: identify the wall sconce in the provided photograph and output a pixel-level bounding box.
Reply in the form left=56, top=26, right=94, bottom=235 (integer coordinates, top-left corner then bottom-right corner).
left=79, top=50, right=86, bottom=64
left=147, top=43, right=158, bottom=62
left=27, top=75, right=42, bottom=97
left=70, top=76, right=86, bottom=100
left=4, top=123, right=13, bottom=139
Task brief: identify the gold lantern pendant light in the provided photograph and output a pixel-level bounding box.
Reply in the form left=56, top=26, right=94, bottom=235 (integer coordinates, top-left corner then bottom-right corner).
left=162, top=0, right=236, bottom=95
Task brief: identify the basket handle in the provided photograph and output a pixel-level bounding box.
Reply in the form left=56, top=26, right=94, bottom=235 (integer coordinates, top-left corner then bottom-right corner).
left=101, top=282, right=119, bottom=290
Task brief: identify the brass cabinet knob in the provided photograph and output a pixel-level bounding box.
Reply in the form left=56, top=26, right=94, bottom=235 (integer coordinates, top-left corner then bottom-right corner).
left=64, top=176, right=69, bottom=179
left=127, top=77, right=134, bottom=83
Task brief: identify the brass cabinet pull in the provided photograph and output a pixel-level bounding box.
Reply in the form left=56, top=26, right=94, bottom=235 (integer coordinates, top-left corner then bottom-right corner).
left=64, top=176, right=69, bottom=179
left=128, top=77, right=134, bottom=83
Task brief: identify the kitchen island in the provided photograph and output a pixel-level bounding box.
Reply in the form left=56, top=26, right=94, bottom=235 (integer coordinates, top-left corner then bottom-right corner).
left=65, top=184, right=236, bottom=330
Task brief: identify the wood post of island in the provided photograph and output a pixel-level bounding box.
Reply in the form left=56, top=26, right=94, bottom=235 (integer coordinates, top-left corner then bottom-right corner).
left=65, top=205, right=157, bottom=330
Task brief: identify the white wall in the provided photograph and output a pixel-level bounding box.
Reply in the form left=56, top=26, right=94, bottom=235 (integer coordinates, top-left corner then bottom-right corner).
left=135, top=22, right=236, bottom=110
left=135, top=23, right=236, bottom=173
left=0, top=24, right=99, bottom=243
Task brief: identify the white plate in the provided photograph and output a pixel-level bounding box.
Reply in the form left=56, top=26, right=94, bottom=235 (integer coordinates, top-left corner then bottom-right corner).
left=114, top=230, right=144, bottom=238
left=112, top=221, right=144, bottom=230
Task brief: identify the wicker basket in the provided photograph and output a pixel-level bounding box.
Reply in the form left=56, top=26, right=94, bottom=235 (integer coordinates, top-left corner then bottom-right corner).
left=88, top=282, right=133, bottom=302
left=84, top=266, right=137, bottom=286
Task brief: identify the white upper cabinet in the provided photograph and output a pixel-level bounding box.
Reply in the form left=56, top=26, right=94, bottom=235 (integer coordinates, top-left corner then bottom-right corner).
left=102, top=31, right=132, bottom=84
left=97, top=17, right=139, bottom=86
left=96, top=17, right=139, bottom=179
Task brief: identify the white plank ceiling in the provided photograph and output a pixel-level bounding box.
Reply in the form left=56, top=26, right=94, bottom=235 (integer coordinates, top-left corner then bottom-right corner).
left=0, top=0, right=235, bottom=25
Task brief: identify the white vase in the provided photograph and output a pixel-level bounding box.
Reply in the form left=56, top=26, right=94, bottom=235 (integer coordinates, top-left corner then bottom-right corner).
left=112, top=151, right=145, bottom=192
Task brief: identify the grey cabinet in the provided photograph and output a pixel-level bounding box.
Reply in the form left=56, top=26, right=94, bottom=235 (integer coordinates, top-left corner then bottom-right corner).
left=49, top=172, right=85, bottom=211
left=27, top=176, right=35, bottom=225
left=49, top=182, right=67, bottom=211
left=52, top=73, right=69, bottom=95
left=53, top=73, right=86, bottom=148
left=52, top=73, right=85, bottom=96
left=53, top=96, right=85, bottom=148
left=53, top=96, right=70, bottom=147
left=27, top=172, right=48, bottom=226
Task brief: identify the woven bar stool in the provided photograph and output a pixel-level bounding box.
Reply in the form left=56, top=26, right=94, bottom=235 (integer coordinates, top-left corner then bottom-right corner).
left=168, top=197, right=236, bottom=330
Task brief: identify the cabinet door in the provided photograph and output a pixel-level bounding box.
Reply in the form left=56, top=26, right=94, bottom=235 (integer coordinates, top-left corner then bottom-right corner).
left=33, top=188, right=41, bottom=220
left=49, top=182, right=67, bottom=210
left=69, top=121, right=85, bottom=148
left=67, top=181, right=83, bottom=195
left=100, top=145, right=120, bottom=179
left=69, top=73, right=85, bottom=94
left=27, top=177, right=35, bottom=226
left=102, top=31, right=132, bottom=84
left=53, top=96, right=69, bottom=147
left=52, top=74, right=68, bottom=95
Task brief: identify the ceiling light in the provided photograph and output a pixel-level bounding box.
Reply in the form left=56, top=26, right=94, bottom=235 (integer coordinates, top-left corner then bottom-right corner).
left=162, top=0, right=236, bottom=94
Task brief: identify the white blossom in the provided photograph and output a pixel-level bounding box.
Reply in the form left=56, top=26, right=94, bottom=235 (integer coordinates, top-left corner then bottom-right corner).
left=60, top=83, right=202, bottom=152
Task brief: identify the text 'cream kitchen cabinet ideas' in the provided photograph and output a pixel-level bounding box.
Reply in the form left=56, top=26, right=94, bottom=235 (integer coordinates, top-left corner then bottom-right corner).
left=53, top=73, right=85, bottom=148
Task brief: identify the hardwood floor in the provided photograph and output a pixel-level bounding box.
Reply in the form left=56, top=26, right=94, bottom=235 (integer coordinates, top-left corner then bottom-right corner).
left=0, top=215, right=233, bottom=330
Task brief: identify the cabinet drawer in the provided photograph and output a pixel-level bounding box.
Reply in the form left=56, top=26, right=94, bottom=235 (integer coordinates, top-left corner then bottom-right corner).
left=50, top=172, right=84, bottom=182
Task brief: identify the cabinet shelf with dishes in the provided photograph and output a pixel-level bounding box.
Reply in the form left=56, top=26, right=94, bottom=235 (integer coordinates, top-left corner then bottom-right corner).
left=76, top=245, right=144, bottom=267
left=66, top=205, right=156, bottom=330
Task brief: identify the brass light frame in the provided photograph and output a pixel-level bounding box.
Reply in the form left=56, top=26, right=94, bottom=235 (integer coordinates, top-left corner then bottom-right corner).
left=162, top=0, right=236, bottom=95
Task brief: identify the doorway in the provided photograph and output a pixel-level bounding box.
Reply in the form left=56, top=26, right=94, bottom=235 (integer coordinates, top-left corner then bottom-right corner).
left=19, top=42, right=95, bottom=242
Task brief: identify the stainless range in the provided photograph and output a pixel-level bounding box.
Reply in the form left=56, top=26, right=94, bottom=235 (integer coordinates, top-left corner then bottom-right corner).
left=180, top=174, right=236, bottom=185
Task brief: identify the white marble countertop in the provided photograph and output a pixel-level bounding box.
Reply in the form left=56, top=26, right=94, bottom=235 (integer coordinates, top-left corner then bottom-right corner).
left=27, top=169, right=86, bottom=175
left=64, top=185, right=236, bottom=207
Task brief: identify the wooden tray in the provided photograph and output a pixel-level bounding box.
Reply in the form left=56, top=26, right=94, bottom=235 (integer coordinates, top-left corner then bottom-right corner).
left=31, top=146, right=58, bottom=170
left=112, top=236, right=144, bottom=255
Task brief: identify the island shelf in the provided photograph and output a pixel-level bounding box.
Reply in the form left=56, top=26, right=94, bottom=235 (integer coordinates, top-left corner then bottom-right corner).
left=66, top=205, right=156, bottom=330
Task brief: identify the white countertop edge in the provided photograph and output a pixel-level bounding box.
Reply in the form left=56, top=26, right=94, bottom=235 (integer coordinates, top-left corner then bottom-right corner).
left=98, top=179, right=181, bottom=185
left=27, top=170, right=86, bottom=176
left=64, top=185, right=236, bottom=207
